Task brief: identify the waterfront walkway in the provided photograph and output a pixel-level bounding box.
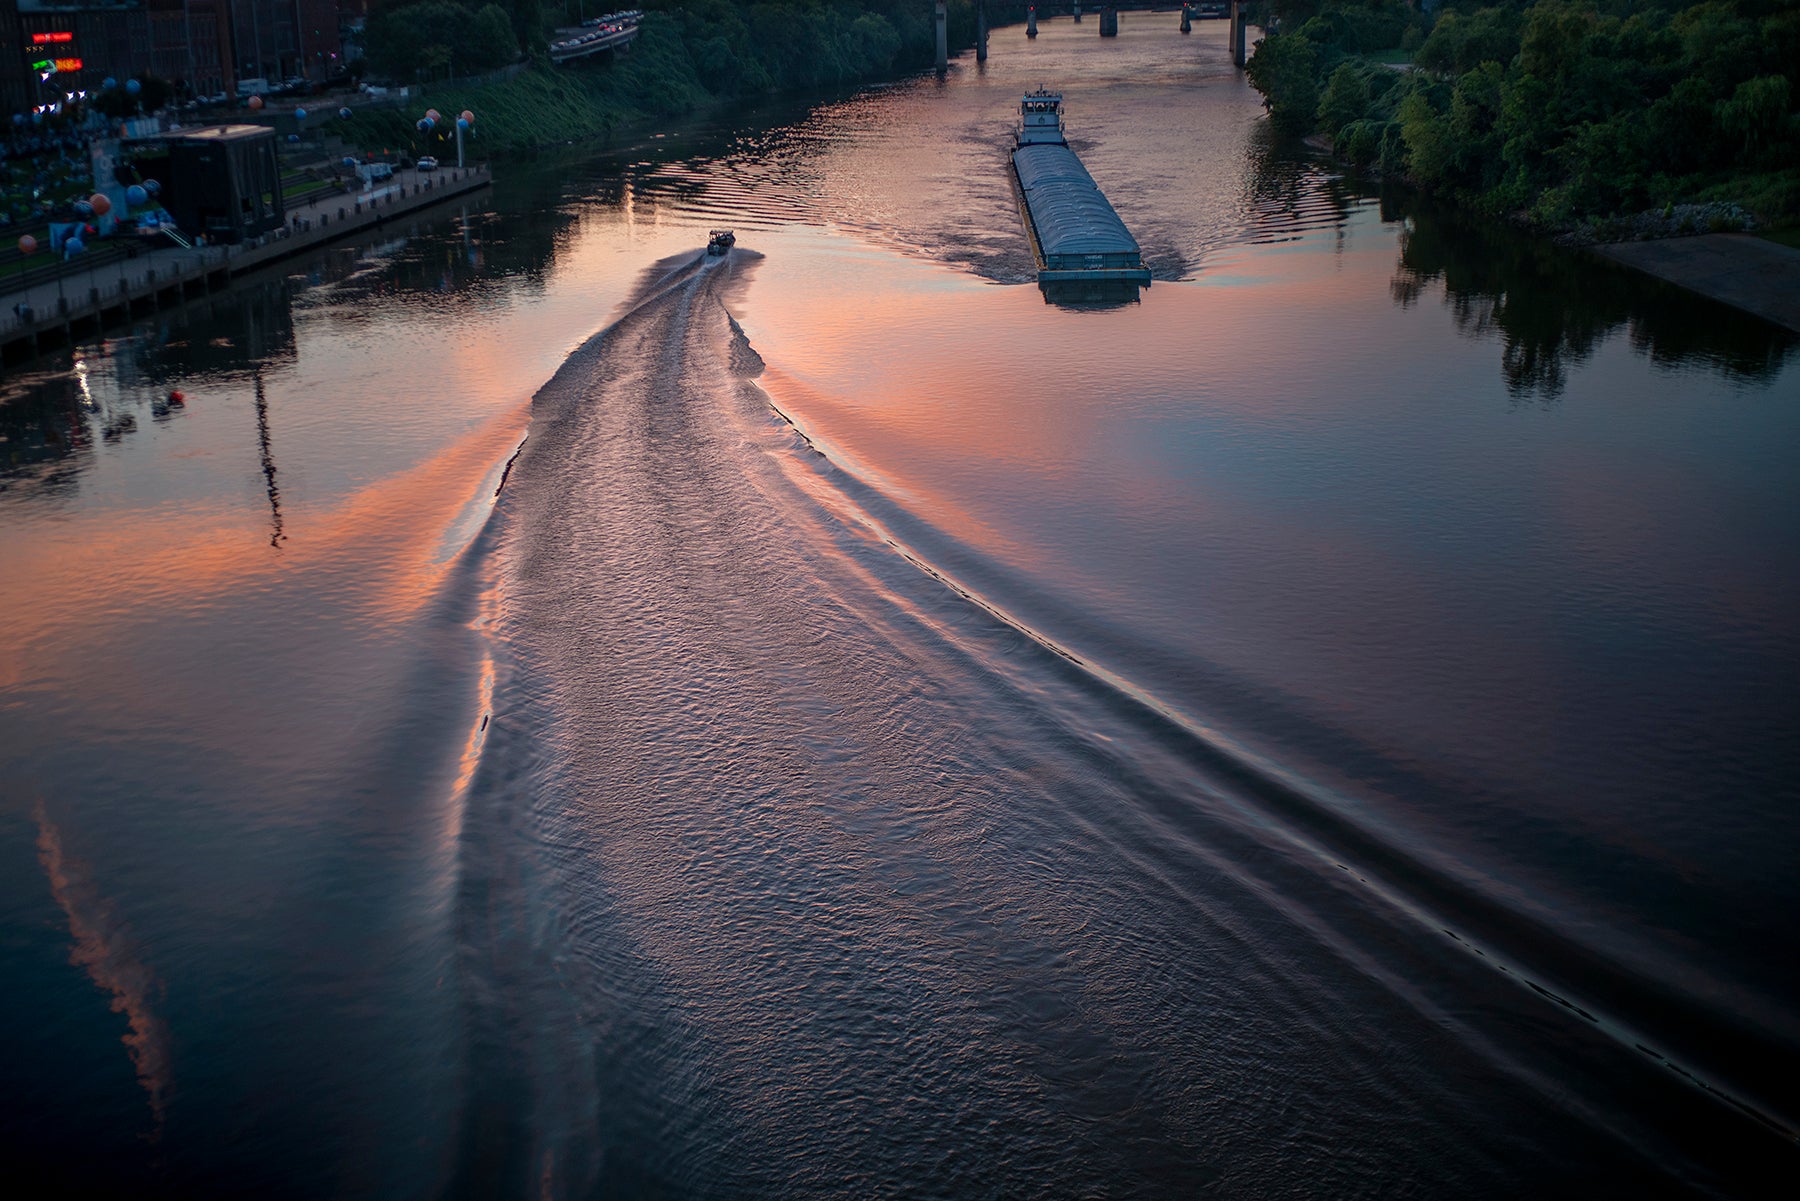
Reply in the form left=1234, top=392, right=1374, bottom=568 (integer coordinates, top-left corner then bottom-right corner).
left=1595, top=233, right=1800, bottom=333
left=1, top=163, right=491, bottom=360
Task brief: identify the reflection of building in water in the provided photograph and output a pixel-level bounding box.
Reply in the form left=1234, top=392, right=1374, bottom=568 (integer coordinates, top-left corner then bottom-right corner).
left=135, top=276, right=298, bottom=377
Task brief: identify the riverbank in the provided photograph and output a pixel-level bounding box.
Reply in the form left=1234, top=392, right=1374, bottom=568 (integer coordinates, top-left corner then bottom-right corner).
left=1593, top=233, right=1800, bottom=333
left=344, top=6, right=977, bottom=161
left=0, top=165, right=490, bottom=362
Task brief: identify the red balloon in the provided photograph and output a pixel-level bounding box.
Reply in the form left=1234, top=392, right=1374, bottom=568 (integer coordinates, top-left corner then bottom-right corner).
left=17, top=234, right=37, bottom=255
left=248, top=95, right=264, bottom=110
left=89, top=192, right=112, bottom=217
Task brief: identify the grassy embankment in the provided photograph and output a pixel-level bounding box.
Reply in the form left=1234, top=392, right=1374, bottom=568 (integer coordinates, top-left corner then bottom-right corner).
left=1245, top=0, right=1800, bottom=236
left=340, top=3, right=978, bottom=161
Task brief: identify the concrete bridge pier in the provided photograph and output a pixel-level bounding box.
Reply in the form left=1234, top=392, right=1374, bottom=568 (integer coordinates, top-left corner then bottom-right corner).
left=1100, top=5, right=1118, bottom=36
left=1229, top=1, right=1248, bottom=66
left=977, top=0, right=988, bottom=62
left=1027, top=6, right=1037, bottom=37
left=1180, top=4, right=1191, bottom=33
left=935, top=0, right=948, bottom=73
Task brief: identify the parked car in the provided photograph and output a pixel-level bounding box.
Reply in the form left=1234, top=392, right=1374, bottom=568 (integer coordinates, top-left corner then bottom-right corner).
left=415, top=156, right=438, bottom=172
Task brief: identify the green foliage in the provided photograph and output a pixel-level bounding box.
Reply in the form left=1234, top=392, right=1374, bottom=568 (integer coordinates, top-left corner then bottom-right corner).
left=1245, top=0, right=1800, bottom=227
left=1246, top=34, right=1321, bottom=134
left=1416, top=8, right=1521, bottom=76
left=340, top=5, right=967, bottom=159
left=1318, top=63, right=1372, bottom=136
left=364, top=0, right=522, bottom=80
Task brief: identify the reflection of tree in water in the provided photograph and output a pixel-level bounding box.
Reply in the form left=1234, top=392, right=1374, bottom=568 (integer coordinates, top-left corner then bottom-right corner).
left=1239, top=124, right=1363, bottom=247
left=1388, top=195, right=1796, bottom=400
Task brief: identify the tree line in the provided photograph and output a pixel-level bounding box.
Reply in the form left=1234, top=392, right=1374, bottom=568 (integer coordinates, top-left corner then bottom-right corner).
left=1246, top=0, right=1800, bottom=227
left=361, top=0, right=969, bottom=91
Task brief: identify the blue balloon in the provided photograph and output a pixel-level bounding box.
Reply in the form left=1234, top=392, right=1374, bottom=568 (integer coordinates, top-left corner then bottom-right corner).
left=74, top=200, right=93, bottom=217
left=125, top=78, right=141, bottom=95
left=10, top=113, right=23, bottom=125
left=416, top=118, right=430, bottom=132
left=102, top=77, right=117, bottom=90
left=65, top=237, right=85, bottom=255
left=144, top=179, right=161, bottom=195
left=457, top=117, right=470, bottom=131
left=126, top=184, right=147, bottom=206
left=294, top=107, right=307, bottom=120
left=338, top=106, right=352, bottom=119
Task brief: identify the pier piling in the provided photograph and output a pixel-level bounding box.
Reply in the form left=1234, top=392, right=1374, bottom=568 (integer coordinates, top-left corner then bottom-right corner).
left=936, top=0, right=948, bottom=73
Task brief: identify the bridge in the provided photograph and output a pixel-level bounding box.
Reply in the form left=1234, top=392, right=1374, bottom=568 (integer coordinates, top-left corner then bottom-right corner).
left=939, top=2, right=1256, bottom=73
left=549, top=10, right=643, bottom=65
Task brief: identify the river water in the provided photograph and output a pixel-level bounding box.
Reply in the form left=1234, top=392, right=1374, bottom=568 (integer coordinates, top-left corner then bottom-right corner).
left=3, top=20, right=1797, bottom=1200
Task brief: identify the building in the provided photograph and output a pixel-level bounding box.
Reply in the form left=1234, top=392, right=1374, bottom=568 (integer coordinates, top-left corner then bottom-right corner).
left=4, top=0, right=347, bottom=118
left=161, top=122, right=282, bottom=241
left=228, top=0, right=343, bottom=83
left=148, top=0, right=236, bottom=97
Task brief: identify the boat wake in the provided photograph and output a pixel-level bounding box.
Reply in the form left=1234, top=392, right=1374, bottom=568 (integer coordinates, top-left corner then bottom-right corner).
left=442, top=246, right=1795, bottom=1200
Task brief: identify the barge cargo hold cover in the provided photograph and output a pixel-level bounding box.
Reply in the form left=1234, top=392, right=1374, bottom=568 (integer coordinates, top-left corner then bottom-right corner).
left=1011, top=91, right=1152, bottom=286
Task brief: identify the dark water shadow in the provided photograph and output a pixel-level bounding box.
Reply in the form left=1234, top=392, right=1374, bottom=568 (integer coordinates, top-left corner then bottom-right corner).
left=1384, top=192, right=1797, bottom=400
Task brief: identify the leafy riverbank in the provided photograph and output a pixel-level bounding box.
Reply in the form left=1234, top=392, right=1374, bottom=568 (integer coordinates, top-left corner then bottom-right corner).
left=1246, top=0, right=1800, bottom=232
left=342, top=2, right=979, bottom=160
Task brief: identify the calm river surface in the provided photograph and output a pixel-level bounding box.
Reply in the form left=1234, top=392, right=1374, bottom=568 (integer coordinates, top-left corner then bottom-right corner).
left=3, top=20, right=1797, bottom=1200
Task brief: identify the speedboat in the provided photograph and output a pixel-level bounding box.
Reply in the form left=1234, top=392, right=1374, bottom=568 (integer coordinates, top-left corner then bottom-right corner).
left=707, top=229, right=735, bottom=255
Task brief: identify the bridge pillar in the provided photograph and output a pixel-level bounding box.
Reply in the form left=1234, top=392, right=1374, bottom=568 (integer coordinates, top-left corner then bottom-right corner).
left=1099, top=5, right=1118, bottom=36
left=977, top=0, right=988, bottom=62
left=1181, top=4, right=1191, bottom=34
left=1073, top=1, right=1081, bottom=20
left=1027, top=6, right=1037, bottom=37
left=935, top=0, right=948, bottom=73
left=1230, top=2, right=1248, bottom=67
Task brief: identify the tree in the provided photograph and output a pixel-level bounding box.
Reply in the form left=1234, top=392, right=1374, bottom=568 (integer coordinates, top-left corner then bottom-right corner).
left=1247, top=35, right=1321, bottom=134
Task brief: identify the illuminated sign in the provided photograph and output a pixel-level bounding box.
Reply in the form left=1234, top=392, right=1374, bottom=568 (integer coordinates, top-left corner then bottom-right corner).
left=53, top=58, right=82, bottom=71
left=31, top=32, right=75, bottom=44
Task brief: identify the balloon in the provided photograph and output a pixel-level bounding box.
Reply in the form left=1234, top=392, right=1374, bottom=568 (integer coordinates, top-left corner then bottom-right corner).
left=126, top=184, right=147, bottom=206
left=338, top=106, right=352, bottom=119
left=294, top=107, right=307, bottom=120
left=456, top=118, right=469, bottom=131
left=460, top=110, right=473, bottom=124
left=88, top=192, right=111, bottom=216
left=144, top=179, right=161, bottom=196
left=17, top=234, right=37, bottom=254
left=74, top=200, right=93, bottom=217
left=65, top=237, right=85, bottom=255
left=425, top=109, right=440, bottom=122
left=417, top=118, right=431, bottom=133
left=103, top=77, right=117, bottom=90
left=248, top=95, right=264, bottom=110
left=125, top=79, right=141, bottom=95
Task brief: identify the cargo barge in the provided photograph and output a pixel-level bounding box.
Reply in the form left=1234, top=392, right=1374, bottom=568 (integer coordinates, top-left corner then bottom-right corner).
left=1011, top=91, right=1152, bottom=288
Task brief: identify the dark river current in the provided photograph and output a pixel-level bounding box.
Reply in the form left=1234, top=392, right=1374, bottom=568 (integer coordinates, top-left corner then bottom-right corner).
left=3, top=20, right=1797, bottom=1200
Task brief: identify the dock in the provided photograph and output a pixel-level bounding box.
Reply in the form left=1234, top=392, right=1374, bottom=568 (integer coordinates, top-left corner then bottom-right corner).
left=2, top=164, right=491, bottom=362
left=1011, top=91, right=1152, bottom=288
